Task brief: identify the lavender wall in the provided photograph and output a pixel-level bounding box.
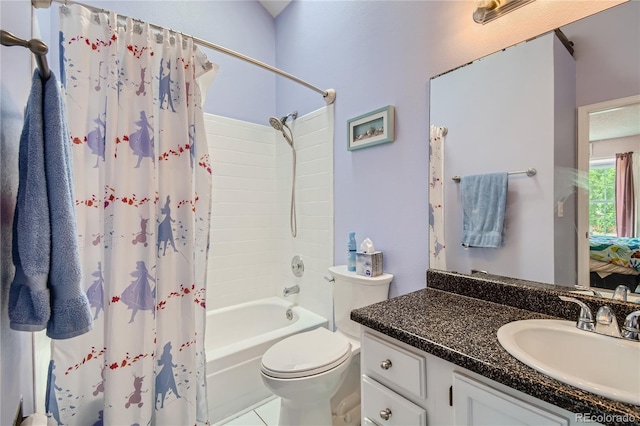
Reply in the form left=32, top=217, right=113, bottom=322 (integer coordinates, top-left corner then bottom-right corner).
left=563, top=3, right=640, bottom=107
left=274, top=1, right=630, bottom=297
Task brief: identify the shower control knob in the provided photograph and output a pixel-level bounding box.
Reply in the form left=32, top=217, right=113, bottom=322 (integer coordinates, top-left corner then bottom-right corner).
left=291, top=255, right=304, bottom=277
left=380, top=359, right=392, bottom=370
left=379, top=408, right=392, bottom=421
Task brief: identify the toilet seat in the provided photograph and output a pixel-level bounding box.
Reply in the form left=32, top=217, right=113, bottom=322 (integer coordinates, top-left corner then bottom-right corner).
left=261, top=327, right=352, bottom=379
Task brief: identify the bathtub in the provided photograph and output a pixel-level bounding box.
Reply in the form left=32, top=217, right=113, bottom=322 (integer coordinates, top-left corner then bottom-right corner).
left=206, top=297, right=328, bottom=424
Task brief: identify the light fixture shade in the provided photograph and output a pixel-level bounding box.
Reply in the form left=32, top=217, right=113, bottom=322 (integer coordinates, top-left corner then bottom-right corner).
left=473, top=0, right=536, bottom=24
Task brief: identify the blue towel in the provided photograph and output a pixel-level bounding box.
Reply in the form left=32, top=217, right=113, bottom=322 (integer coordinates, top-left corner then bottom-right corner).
left=460, top=172, right=508, bottom=248
left=9, top=71, right=93, bottom=339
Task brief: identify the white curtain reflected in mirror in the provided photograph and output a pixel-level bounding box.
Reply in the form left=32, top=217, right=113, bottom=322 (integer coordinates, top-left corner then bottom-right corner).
left=577, top=96, right=640, bottom=294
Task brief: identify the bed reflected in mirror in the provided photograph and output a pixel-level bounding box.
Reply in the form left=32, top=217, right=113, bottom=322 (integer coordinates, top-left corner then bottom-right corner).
left=577, top=96, right=640, bottom=297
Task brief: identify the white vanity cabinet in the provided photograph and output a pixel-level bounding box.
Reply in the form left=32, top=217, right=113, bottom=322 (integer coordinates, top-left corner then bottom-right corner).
left=452, top=373, right=569, bottom=425
left=360, top=328, right=601, bottom=426
left=360, top=332, right=429, bottom=425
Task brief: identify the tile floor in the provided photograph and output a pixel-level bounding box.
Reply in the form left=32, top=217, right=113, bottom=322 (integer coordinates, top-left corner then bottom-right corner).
left=216, top=396, right=281, bottom=426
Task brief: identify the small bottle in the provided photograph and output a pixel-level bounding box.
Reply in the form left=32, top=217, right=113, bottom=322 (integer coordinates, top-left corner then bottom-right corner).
left=347, top=232, right=357, bottom=271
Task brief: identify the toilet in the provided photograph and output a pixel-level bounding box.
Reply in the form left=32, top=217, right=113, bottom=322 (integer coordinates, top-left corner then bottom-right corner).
left=260, top=265, right=393, bottom=426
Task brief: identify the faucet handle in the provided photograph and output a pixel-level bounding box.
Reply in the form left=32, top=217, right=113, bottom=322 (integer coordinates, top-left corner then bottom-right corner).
left=595, top=306, right=621, bottom=337
left=559, top=296, right=595, bottom=331
left=622, top=310, right=640, bottom=342
left=613, top=285, right=629, bottom=301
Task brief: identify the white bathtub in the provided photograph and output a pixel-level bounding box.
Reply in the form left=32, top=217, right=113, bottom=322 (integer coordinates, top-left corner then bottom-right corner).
left=206, top=297, right=328, bottom=424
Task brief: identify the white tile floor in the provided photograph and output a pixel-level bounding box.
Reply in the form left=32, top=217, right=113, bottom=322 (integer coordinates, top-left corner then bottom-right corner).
left=217, top=396, right=281, bottom=426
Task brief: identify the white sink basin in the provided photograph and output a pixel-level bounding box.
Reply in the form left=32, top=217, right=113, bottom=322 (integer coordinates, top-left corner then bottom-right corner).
left=497, top=319, right=640, bottom=405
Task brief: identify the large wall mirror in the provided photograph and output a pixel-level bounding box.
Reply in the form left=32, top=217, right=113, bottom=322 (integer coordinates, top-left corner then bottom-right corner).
left=429, top=1, right=640, bottom=299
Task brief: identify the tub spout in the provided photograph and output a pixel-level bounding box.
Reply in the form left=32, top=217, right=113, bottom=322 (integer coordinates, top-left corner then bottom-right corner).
left=283, top=285, right=300, bottom=297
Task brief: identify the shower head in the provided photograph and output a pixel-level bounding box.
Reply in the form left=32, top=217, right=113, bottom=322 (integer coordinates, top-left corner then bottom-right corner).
left=268, top=112, right=298, bottom=238
left=269, top=116, right=284, bottom=132
left=269, top=111, right=297, bottom=148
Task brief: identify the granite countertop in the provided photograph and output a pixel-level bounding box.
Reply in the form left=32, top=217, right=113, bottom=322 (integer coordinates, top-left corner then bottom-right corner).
left=351, top=287, right=640, bottom=426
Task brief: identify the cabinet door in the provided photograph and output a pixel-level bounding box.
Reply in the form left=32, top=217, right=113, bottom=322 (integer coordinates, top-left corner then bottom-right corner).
left=453, top=373, right=569, bottom=426
left=362, top=375, right=427, bottom=426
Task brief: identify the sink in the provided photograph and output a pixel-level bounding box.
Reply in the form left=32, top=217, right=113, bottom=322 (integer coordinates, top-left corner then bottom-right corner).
left=497, top=319, right=640, bottom=405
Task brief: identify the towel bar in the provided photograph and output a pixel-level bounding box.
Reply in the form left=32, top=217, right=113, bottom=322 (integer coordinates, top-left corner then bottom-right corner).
left=452, top=168, right=536, bottom=183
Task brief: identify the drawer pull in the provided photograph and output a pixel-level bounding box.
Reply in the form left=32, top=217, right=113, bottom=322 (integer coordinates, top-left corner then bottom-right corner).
left=380, top=359, right=392, bottom=370
left=379, top=408, right=392, bottom=421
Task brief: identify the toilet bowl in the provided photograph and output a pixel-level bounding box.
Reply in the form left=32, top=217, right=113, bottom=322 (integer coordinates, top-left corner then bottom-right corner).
left=261, top=265, right=393, bottom=426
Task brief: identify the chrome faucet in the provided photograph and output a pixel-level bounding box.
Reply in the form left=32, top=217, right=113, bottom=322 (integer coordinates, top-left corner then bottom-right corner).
left=622, top=311, right=640, bottom=341
left=612, top=285, right=630, bottom=301
left=283, top=285, right=300, bottom=297
left=595, top=306, right=621, bottom=337
left=559, top=295, right=639, bottom=342
left=559, top=296, right=594, bottom=331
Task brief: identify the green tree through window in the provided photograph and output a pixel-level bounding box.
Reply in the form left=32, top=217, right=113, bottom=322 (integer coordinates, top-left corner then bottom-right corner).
left=589, top=164, right=616, bottom=235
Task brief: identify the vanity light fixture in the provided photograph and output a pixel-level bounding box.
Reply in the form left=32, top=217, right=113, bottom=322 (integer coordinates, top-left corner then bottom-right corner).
left=473, top=0, right=536, bottom=24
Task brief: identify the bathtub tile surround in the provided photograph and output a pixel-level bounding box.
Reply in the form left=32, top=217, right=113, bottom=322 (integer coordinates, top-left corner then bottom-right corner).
left=205, top=115, right=278, bottom=309
left=276, top=107, right=335, bottom=327
left=351, top=270, right=640, bottom=425
left=204, top=106, right=334, bottom=322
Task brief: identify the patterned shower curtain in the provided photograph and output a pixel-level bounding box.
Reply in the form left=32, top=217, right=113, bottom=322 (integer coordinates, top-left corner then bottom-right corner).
left=49, top=4, right=215, bottom=424
left=429, top=125, right=447, bottom=270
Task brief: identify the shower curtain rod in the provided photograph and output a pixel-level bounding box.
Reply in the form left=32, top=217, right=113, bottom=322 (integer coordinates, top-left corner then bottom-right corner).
left=32, top=0, right=336, bottom=105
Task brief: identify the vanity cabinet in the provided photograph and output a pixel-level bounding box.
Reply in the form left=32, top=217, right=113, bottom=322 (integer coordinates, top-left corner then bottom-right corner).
left=360, top=328, right=599, bottom=426
left=361, top=332, right=428, bottom=425
left=452, top=373, right=569, bottom=425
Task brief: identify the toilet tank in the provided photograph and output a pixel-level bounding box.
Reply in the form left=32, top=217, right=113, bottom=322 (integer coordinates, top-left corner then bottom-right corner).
left=330, top=265, right=393, bottom=339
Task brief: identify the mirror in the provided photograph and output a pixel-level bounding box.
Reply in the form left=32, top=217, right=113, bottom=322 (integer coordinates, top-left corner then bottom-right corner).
left=429, top=1, right=640, bottom=299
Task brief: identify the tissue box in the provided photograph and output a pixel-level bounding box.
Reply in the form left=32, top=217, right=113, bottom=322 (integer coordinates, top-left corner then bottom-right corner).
left=356, top=251, right=383, bottom=277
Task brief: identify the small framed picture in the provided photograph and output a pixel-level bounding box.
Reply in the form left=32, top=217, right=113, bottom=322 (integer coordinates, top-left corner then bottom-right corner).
left=347, top=105, right=395, bottom=151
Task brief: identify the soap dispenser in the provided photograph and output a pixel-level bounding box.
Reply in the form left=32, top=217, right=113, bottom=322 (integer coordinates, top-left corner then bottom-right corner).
left=347, top=232, right=357, bottom=271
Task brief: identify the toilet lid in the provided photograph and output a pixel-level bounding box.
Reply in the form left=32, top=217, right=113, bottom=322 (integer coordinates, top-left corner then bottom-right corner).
left=261, top=327, right=352, bottom=379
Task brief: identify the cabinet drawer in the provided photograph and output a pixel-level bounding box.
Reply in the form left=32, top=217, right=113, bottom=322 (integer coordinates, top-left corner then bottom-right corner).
left=362, top=332, right=427, bottom=398
left=362, top=375, right=427, bottom=426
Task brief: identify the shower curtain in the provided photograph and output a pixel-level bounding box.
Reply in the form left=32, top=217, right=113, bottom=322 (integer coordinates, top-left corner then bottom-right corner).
left=49, top=5, right=215, bottom=424
left=429, top=125, right=447, bottom=270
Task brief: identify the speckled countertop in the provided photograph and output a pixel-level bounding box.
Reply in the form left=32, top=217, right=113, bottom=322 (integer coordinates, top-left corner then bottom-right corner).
left=351, top=274, right=640, bottom=426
